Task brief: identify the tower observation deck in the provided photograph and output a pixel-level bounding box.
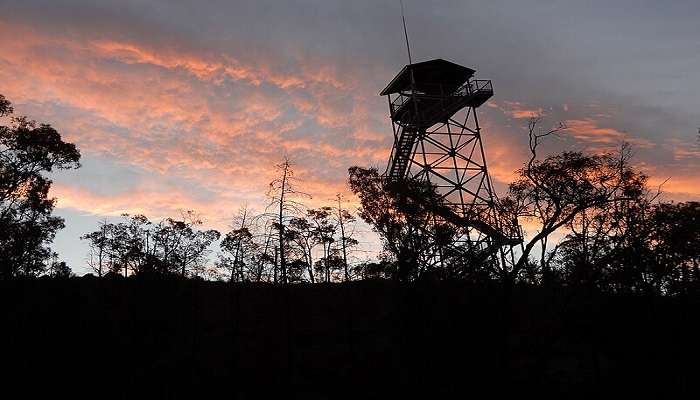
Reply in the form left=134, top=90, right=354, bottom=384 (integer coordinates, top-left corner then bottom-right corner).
left=382, top=59, right=493, bottom=182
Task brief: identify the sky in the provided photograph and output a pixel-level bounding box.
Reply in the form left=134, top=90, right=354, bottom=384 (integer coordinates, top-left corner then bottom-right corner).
left=1, top=0, right=698, bottom=274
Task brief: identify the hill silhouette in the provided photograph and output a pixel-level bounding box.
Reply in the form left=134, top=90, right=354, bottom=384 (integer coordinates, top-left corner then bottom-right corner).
left=3, top=277, right=699, bottom=398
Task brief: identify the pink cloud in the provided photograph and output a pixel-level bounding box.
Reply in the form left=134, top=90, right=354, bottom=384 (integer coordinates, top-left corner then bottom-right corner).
left=563, top=118, right=655, bottom=150
left=2, top=19, right=696, bottom=232
left=500, top=101, right=544, bottom=119
left=671, top=140, right=700, bottom=161
left=0, top=22, right=389, bottom=223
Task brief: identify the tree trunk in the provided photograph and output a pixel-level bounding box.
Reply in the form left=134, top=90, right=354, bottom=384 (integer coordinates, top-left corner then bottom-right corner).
left=273, top=246, right=278, bottom=284
left=97, top=245, right=103, bottom=278
left=306, top=247, right=314, bottom=284
left=278, top=167, right=287, bottom=284
left=337, top=197, right=349, bottom=282
left=231, top=240, right=240, bottom=283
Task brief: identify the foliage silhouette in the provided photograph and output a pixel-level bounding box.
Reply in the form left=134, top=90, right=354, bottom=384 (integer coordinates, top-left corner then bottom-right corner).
left=81, top=212, right=220, bottom=278
left=348, top=166, right=467, bottom=281
left=348, top=117, right=700, bottom=294
left=0, top=94, right=80, bottom=278
left=219, top=205, right=256, bottom=282
left=556, top=199, right=700, bottom=294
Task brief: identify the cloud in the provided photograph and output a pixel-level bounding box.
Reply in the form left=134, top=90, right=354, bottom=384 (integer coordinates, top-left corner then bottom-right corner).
left=88, top=39, right=349, bottom=91
left=0, top=21, right=391, bottom=221
left=501, top=101, right=544, bottom=119
left=2, top=1, right=699, bottom=270
left=671, top=140, right=700, bottom=161
left=563, top=118, right=656, bottom=152
left=648, top=175, right=700, bottom=203
left=53, top=183, right=217, bottom=219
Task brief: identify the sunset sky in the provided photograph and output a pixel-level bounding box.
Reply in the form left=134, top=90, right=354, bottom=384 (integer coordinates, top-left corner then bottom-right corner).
left=1, top=0, right=698, bottom=274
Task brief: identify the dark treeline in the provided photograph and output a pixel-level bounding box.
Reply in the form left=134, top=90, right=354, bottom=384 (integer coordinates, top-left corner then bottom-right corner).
left=78, top=160, right=361, bottom=283
left=4, top=278, right=700, bottom=398
left=2, top=93, right=700, bottom=297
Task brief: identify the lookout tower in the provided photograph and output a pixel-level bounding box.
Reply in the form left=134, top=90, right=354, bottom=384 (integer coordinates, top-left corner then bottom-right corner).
left=381, top=58, right=519, bottom=257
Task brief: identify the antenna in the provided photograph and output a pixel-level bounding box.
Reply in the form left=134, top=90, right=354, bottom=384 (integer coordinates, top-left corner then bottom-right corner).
left=400, top=0, right=412, bottom=65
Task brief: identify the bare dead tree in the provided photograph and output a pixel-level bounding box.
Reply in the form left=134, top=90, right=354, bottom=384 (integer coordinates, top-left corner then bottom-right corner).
left=266, top=157, right=309, bottom=284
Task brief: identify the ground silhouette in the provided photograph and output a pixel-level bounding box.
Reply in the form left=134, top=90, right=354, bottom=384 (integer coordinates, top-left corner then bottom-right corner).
left=3, top=277, right=700, bottom=398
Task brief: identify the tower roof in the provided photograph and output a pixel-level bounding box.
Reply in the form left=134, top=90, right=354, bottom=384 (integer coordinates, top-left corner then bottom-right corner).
left=379, top=58, right=475, bottom=96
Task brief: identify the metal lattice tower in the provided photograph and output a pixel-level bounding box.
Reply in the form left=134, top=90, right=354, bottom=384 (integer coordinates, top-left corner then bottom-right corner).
left=381, top=59, right=520, bottom=260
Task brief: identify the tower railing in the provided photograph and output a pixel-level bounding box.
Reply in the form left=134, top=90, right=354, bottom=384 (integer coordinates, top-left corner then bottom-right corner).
left=388, top=79, right=493, bottom=125
left=465, top=79, right=492, bottom=96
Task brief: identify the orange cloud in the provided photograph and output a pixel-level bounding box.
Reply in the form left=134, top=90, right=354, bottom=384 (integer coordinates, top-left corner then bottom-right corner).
left=52, top=184, right=219, bottom=219
left=0, top=22, right=381, bottom=215
left=2, top=18, right=696, bottom=249
left=88, top=38, right=350, bottom=92
left=500, top=101, right=544, bottom=119
left=563, top=118, right=655, bottom=150
left=647, top=175, right=700, bottom=202
left=671, top=140, right=700, bottom=161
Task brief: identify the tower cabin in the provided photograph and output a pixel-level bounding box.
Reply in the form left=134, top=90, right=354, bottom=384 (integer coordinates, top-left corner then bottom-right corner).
left=380, top=59, right=493, bottom=129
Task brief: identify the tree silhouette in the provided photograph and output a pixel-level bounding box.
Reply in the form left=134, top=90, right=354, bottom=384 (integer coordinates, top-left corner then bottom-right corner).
left=266, top=157, right=309, bottom=284
left=347, top=166, right=459, bottom=281
left=162, top=211, right=220, bottom=277
left=498, top=117, right=647, bottom=286
left=649, top=201, right=700, bottom=293
left=552, top=195, right=700, bottom=295
left=82, top=212, right=219, bottom=278
left=0, top=94, right=80, bottom=278
left=287, top=215, right=320, bottom=283
left=82, top=219, right=111, bottom=277
left=307, top=207, right=337, bottom=282
left=550, top=175, right=654, bottom=292
left=334, top=194, right=358, bottom=282
left=0, top=94, right=13, bottom=116
left=220, top=205, right=257, bottom=282
left=254, top=221, right=277, bottom=282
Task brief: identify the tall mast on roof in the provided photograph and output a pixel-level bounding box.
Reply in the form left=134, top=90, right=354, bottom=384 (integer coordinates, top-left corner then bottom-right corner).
left=400, top=0, right=412, bottom=65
